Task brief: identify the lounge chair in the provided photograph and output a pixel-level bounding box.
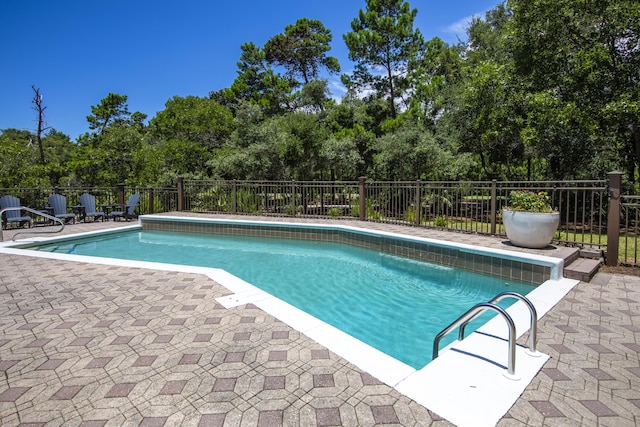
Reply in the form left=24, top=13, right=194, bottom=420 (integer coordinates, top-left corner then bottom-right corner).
left=0, top=195, right=32, bottom=229
left=110, top=193, right=140, bottom=221
left=79, top=193, right=105, bottom=222
left=48, top=194, right=76, bottom=224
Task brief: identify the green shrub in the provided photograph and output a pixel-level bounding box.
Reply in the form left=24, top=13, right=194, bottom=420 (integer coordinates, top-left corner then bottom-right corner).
left=404, top=206, right=417, bottom=223
left=433, top=215, right=448, bottom=227
left=507, top=190, right=555, bottom=213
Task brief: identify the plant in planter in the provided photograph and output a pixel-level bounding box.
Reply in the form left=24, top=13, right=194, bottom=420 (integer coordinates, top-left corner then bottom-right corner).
left=502, top=190, right=560, bottom=248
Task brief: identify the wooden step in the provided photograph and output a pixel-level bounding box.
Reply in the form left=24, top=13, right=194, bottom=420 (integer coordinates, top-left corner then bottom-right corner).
left=564, top=257, right=602, bottom=282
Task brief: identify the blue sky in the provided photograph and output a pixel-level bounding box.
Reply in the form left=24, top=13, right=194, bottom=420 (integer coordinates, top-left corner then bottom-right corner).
left=0, top=1, right=499, bottom=140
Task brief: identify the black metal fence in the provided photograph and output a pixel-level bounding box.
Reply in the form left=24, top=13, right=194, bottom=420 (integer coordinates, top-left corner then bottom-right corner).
left=2, top=172, right=639, bottom=267
left=620, top=195, right=640, bottom=266
left=181, top=178, right=608, bottom=247
left=181, top=180, right=361, bottom=217
left=0, top=185, right=179, bottom=219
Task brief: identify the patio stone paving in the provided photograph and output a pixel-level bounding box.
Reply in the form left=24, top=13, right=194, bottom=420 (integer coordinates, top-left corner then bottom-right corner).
left=1, top=215, right=639, bottom=426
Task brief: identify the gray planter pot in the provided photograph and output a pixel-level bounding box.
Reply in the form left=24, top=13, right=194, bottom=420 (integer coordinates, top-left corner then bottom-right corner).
left=502, top=210, right=560, bottom=249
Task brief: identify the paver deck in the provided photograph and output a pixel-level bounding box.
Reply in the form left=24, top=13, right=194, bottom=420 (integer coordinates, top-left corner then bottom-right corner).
left=1, top=214, right=639, bottom=426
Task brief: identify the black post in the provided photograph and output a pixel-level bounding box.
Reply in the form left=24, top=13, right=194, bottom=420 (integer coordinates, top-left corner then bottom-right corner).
left=606, top=171, right=623, bottom=266
left=177, top=177, right=184, bottom=211
left=490, top=179, right=497, bottom=234
left=117, top=183, right=125, bottom=206
left=232, top=180, right=237, bottom=214
left=149, top=188, right=155, bottom=214
left=415, top=180, right=421, bottom=225
left=359, top=177, right=366, bottom=221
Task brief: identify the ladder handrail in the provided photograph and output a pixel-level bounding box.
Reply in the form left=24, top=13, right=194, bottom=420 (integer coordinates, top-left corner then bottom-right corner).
left=433, top=302, right=517, bottom=376
left=1, top=206, right=65, bottom=242
left=459, top=291, right=538, bottom=354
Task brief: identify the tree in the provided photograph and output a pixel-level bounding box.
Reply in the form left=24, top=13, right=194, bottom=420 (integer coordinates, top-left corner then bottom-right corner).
left=31, top=85, right=51, bottom=165
left=319, top=136, right=363, bottom=180
left=508, top=0, right=640, bottom=180
left=264, top=18, right=340, bottom=85
left=454, top=62, right=527, bottom=179
left=70, top=126, right=144, bottom=186
left=441, top=3, right=538, bottom=180
left=343, top=0, right=424, bottom=118
left=86, top=93, right=147, bottom=136
left=68, top=93, right=150, bottom=186
left=278, top=111, right=329, bottom=180
left=42, top=130, right=75, bottom=186
left=149, top=96, right=234, bottom=151
left=370, top=124, right=466, bottom=180
left=215, top=42, right=293, bottom=116
left=208, top=103, right=287, bottom=180
left=408, top=37, right=463, bottom=129
left=291, top=79, right=334, bottom=113
left=0, top=129, right=48, bottom=187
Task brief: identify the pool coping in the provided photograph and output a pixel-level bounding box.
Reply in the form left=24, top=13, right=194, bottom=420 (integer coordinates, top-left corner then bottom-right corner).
left=0, top=216, right=580, bottom=427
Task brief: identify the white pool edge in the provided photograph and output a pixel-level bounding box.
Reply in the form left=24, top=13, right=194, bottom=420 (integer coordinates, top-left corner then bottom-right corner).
left=0, top=217, right=579, bottom=427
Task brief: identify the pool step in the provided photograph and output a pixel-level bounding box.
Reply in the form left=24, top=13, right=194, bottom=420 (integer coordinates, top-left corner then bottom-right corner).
left=561, top=247, right=603, bottom=282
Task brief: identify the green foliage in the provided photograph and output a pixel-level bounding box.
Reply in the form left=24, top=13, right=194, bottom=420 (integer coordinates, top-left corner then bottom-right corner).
left=70, top=125, right=145, bottom=187
left=350, top=198, right=381, bottom=219
left=370, top=122, right=472, bottom=180
left=343, top=0, right=424, bottom=118
left=403, top=205, right=417, bottom=223
left=0, top=129, right=50, bottom=187
left=264, top=18, right=340, bottom=85
left=2, top=1, right=638, bottom=187
left=507, top=0, right=640, bottom=179
left=278, top=112, right=328, bottom=180
left=506, top=190, right=555, bottom=213
left=327, top=207, right=341, bottom=217
left=235, top=189, right=264, bottom=214
left=149, top=96, right=233, bottom=150
left=320, top=136, right=363, bottom=180
left=219, top=42, right=293, bottom=116
left=409, top=37, right=464, bottom=128
left=433, top=215, right=448, bottom=227
left=86, top=93, right=146, bottom=135
left=293, top=79, right=333, bottom=113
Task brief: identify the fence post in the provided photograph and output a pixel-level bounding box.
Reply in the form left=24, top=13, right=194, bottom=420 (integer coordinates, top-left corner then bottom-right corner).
left=177, top=176, right=184, bottom=211
left=291, top=180, right=296, bottom=216
left=359, top=177, right=366, bottom=221
left=232, top=180, right=237, bottom=214
left=149, top=188, right=155, bottom=214
left=415, top=180, right=421, bottom=225
left=117, top=183, right=125, bottom=206
left=606, top=171, right=623, bottom=267
left=490, top=179, right=497, bottom=234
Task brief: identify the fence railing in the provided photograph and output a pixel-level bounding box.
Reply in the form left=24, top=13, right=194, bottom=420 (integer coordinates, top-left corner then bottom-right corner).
left=2, top=172, right=639, bottom=267
left=181, top=179, right=361, bottom=217
left=181, top=178, right=609, bottom=245
left=621, top=195, right=640, bottom=266
left=0, top=185, right=179, bottom=219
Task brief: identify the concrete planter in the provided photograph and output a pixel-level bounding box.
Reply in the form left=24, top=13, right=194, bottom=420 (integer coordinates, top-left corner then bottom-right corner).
left=502, top=210, right=560, bottom=249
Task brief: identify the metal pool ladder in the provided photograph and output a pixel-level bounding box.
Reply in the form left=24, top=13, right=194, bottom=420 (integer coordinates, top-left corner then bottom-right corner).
left=0, top=206, right=65, bottom=242
left=432, top=292, right=539, bottom=379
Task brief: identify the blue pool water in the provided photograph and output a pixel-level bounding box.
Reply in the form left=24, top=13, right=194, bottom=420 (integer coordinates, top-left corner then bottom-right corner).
left=33, top=230, right=534, bottom=369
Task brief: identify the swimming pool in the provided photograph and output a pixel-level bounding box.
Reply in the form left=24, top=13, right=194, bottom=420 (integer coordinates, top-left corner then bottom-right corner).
left=30, top=228, right=534, bottom=368
left=2, top=215, right=578, bottom=427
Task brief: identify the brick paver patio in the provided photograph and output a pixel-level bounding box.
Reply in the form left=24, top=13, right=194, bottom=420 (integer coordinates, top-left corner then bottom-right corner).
left=1, top=215, right=639, bottom=426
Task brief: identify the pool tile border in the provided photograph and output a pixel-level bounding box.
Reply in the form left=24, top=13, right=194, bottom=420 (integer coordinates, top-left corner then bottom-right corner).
left=141, top=216, right=552, bottom=285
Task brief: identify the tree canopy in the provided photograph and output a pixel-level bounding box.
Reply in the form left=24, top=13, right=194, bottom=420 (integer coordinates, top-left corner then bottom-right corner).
left=343, top=0, right=423, bottom=119
left=1, top=0, right=638, bottom=190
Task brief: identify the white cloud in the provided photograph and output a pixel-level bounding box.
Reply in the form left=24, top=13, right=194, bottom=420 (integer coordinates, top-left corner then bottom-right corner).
left=328, top=78, right=347, bottom=102
left=443, top=13, right=483, bottom=42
